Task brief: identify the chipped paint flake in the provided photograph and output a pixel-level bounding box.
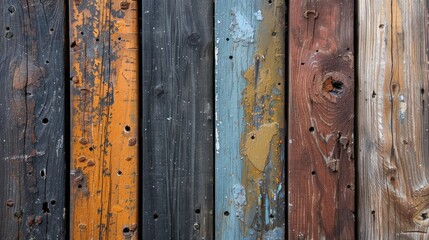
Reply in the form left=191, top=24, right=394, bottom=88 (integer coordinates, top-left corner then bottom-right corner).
left=232, top=184, right=247, bottom=221
left=229, top=9, right=254, bottom=44
left=254, top=10, right=263, bottom=21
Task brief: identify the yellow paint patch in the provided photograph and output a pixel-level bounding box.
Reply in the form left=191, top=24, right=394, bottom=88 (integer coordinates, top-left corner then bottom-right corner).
left=243, top=123, right=279, bottom=172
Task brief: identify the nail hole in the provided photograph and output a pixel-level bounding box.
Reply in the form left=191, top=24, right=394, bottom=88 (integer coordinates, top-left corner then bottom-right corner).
left=89, top=147, right=93, bottom=151
left=251, top=135, right=255, bottom=139
left=315, top=49, right=319, bottom=52
left=45, top=60, right=49, bottom=64
left=309, top=127, right=315, bottom=132
left=421, top=88, right=425, bottom=94
left=224, top=211, right=230, bottom=216
left=42, top=118, right=49, bottom=124
left=346, top=47, right=350, bottom=51
left=125, top=125, right=131, bottom=132
left=50, top=200, right=56, bottom=205
left=71, top=41, right=77, bottom=48
left=229, top=56, right=233, bottom=59
left=77, top=184, right=82, bottom=189
left=8, top=6, right=15, bottom=13
left=269, top=214, right=274, bottom=219
left=42, top=202, right=50, bottom=213
left=118, top=37, right=122, bottom=40
left=6, top=27, right=10, bottom=31
left=96, top=38, right=100, bottom=42
left=277, top=83, right=281, bottom=85
left=195, top=209, right=201, bottom=214
left=271, top=32, right=276, bottom=36
left=311, top=171, right=316, bottom=175
left=123, top=227, right=130, bottom=233
left=422, top=213, right=428, bottom=220
left=379, top=24, right=384, bottom=29
left=153, top=214, right=159, bottom=220
left=268, top=0, right=272, bottom=3
left=117, top=170, right=122, bottom=176
left=371, top=210, right=375, bottom=215
left=50, top=28, right=54, bottom=32
left=80, top=31, right=84, bottom=35
left=301, top=62, right=305, bottom=65
left=347, top=184, right=351, bottom=189
left=40, top=170, right=45, bottom=177
left=226, top=38, right=229, bottom=41
left=372, top=91, right=376, bottom=98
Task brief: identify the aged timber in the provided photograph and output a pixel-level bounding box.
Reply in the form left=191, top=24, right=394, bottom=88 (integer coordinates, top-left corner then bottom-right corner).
left=69, top=0, right=139, bottom=238
left=0, top=0, right=66, bottom=239
left=288, top=0, right=355, bottom=239
left=141, top=0, right=214, bottom=239
left=358, top=0, right=429, bottom=238
left=215, top=0, right=286, bottom=239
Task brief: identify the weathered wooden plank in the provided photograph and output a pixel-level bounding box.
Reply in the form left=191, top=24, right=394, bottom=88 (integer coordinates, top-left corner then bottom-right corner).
left=288, top=0, right=355, bottom=239
left=215, top=1, right=286, bottom=239
left=141, top=1, right=214, bottom=239
left=0, top=0, right=66, bottom=239
left=69, top=0, right=139, bottom=238
left=358, top=0, right=429, bottom=238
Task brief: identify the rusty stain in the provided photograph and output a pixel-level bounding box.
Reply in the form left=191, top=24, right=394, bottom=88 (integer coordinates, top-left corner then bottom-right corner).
left=87, top=160, right=95, bottom=167
left=239, top=0, right=285, bottom=234
left=78, top=156, right=87, bottom=162
left=79, top=137, right=88, bottom=145
left=128, top=137, right=137, bottom=146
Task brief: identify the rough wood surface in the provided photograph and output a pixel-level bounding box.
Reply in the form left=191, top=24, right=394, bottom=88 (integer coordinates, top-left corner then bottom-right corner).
left=215, top=0, right=286, bottom=239
left=141, top=1, right=214, bottom=239
left=358, top=0, right=429, bottom=238
left=0, top=0, right=66, bottom=239
left=69, top=0, right=139, bottom=238
left=288, top=0, right=355, bottom=239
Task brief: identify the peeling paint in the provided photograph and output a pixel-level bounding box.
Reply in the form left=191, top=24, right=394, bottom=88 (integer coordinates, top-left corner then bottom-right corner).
left=254, top=10, right=263, bottom=21
left=232, top=184, right=247, bottom=221
left=262, top=227, right=284, bottom=240
left=229, top=9, right=254, bottom=44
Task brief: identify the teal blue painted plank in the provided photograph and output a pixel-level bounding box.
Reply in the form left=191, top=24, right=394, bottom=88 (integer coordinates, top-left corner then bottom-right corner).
left=215, top=0, right=286, bottom=239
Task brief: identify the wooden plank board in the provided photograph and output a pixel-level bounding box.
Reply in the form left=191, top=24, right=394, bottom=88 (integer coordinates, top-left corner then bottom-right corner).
left=141, top=1, right=214, bottom=239
left=215, top=1, right=286, bottom=239
left=0, top=0, right=66, bottom=239
left=358, top=0, right=429, bottom=238
left=69, top=0, right=139, bottom=238
left=288, top=0, right=355, bottom=239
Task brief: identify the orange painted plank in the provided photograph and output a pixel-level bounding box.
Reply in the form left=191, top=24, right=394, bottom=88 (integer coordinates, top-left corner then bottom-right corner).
left=69, top=0, right=139, bottom=239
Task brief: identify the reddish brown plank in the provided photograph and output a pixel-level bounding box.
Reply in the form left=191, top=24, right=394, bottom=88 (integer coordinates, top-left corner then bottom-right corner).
left=288, top=1, right=355, bottom=239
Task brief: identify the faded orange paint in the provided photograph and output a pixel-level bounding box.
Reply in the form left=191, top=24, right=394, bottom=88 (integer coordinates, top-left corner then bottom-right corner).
left=70, top=0, right=138, bottom=239
left=240, top=0, right=285, bottom=235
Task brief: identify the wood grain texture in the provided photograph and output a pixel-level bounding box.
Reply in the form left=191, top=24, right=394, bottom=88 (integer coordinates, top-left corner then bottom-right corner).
left=215, top=0, right=286, bottom=239
left=69, top=0, right=139, bottom=238
left=141, top=1, right=214, bottom=239
left=288, top=0, right=355, bottom=239
left=0, top=0, right=66, bottom=239
left=358, top=0, right=429, bottom=238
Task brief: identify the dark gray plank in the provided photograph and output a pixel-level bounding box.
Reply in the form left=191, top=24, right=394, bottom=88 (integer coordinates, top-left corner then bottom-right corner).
left=0, top=0, right=66, bottom=239
left=142, top=1, right=214, bottom=240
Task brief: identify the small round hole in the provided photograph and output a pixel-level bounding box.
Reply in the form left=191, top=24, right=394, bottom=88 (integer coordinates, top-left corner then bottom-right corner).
left=77, top=184, right=82, bottom=189
left=96, top=38, right=100, bottom=42
left=251, top=135, right=255, bottom=140
left=118, top=37, right=122, bottom=40
left=125, top=125, right=131, bottom=132
left=40, top=170, right=45, bottom=177
left=229, top=56, right=233, bottom=59
left=50, top=28, right=54, bottom=32
left=277, top=82, right=281, bottom=85
left=347, top=185, right=351, bottom=189
left=195, top=209, right=201, bottom=214
left=50, top=200, right=56, bottom=205
left=123, top=227, right=130, bottom=233
left=309, top=127, right=314, bottom=132
left=311, top=171, right=316, bottom=175
left=268, top=0, right=272, bottom=3
left=269, top=214, right=274, bottom=219
left=301, top=62, right=305, bottom=65
left=89, top=147, right=93, bottom=151
left=346, top=47, right=350, bottom=51
left=226, top=38, right=229, bottom=41
left=6, top=27, right=10, bottom=30
left=316, top=49, right=319, bottom=52
left=42, top=118, right=49, bottom=124
left=224, top=211, right=229, bottom=216
left=80, top=31, right=84, bottom=35
left=371, top=210, right=375, bottom=215
left=153, top=214, right=159, bottom=220
left=45, top=60, right=49, bottom=64
left=117, top=170, right=122, bottom=176
left=271, top=32, right=276, bottom=36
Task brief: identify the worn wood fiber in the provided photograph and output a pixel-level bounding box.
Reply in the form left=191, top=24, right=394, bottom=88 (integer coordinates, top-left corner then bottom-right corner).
left=141, top=0, right=214, bottom=239
left=215, top=0, right=286, bottom=239
left=288, top=0, right=355, bottom=239
left=69, top=0, right=139, bottom=238
left=358, top=0, right=429, bottom=238
left=0, top=0, right=66, bottom=239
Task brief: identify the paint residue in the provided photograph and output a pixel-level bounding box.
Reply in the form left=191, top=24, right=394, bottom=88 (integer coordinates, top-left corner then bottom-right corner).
left=229, top=9, right=254, bottom=44
left=232, top=184, right=247, bottom=221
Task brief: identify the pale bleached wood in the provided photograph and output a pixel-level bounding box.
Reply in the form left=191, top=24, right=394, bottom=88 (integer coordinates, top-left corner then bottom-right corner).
left=358, top=0, right=429, bottom=238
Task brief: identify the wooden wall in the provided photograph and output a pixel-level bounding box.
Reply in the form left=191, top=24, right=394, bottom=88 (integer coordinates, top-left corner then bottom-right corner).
left=0, top=0, right=429, bottom=239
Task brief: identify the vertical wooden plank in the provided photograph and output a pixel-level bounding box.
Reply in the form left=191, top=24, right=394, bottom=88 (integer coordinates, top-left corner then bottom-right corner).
left=215, top=0, right=286, bottom=239
left=288, top=0, right=355, bottom=239
left=69, top=0, right=139, bottom=238
left=0, top=0, right=66, bottom=239
left=141, top=1, right=214, bottom=239
left=358, top=0, right=429, bottom=238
